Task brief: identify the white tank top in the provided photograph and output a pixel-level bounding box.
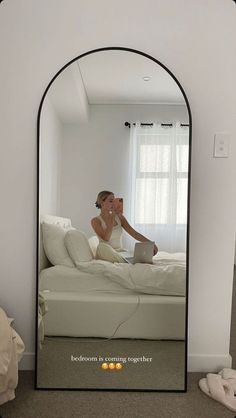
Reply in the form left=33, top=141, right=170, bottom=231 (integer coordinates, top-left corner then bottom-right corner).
left=97, top=214, right=123, bottom=250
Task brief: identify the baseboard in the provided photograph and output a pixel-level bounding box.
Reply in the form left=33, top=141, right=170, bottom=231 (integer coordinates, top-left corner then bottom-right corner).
left=188, top=354, right=232, bottom=372
left=19, top=352, right=35, bottom=370
left=19, top=352, right=233, bottom=372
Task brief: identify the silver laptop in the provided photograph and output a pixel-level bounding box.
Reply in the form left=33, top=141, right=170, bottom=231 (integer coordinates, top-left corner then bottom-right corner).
left=124, top=242, right=155, bottom=264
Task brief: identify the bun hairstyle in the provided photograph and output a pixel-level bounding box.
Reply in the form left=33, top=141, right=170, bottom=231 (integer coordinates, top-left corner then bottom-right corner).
left=95, top=190, right=114, bottom=209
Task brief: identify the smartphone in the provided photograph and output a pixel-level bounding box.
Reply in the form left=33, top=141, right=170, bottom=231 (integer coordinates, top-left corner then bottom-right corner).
left=114, top=197, right=123, bottom=214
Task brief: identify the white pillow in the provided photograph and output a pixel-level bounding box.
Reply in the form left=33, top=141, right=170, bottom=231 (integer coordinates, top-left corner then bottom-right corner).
left=42, top=222, right=75, bottom=267
left=65, top=229, right=94, bottom=264
left=88, top=235, right=99, bottom=257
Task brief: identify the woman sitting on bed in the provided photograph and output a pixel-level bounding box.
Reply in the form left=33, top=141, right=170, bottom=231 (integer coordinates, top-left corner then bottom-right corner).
left=91, top=190, right=158, bottom=263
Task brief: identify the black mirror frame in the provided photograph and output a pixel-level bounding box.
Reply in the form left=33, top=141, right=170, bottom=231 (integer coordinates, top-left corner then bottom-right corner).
left=35, top=46, right=192, bottom=393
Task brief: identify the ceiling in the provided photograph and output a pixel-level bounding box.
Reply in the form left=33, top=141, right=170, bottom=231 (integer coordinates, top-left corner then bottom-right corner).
left=78, top=50, right=185, bottom=105
left=48, top=49, right=186, bottom=122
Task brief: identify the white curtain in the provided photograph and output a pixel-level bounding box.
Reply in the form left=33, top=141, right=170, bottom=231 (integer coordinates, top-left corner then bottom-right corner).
left=128, top=122, right=189, bottom=253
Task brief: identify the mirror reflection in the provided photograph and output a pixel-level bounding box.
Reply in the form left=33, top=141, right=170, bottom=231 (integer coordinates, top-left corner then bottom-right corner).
left=37, top=49, right=190, bottom=390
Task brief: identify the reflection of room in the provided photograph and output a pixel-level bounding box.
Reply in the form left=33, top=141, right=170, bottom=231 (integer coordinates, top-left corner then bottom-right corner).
left=38, top=50, right=188, bottom=390
left=40, top=59, right=189, bottom=251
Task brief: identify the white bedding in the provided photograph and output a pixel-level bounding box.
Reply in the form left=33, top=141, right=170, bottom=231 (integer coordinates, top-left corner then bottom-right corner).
left=39, top=265, right=131, bottom=293
left=40, top=252, right=186, bottom=297
left=75, top=251, right=186, bottom=296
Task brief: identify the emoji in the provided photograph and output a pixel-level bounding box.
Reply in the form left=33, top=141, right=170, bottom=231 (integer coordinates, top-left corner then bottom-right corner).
left=115, top=363, right=123, bottom=370
left=101, top=363, right=109, bottom=370
left=108, top=363, right=115, bottom=370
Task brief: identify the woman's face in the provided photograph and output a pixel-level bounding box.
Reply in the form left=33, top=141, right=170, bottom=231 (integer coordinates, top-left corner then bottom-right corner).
left=101, top=194, right=115, bottom=211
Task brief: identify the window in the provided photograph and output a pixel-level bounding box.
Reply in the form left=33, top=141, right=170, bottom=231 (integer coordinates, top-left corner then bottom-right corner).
left=131, top=123, right=189, bottom=226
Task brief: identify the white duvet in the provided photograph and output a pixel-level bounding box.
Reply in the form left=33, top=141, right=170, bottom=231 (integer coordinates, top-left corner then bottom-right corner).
left=75, top=251, right=186, bottom=296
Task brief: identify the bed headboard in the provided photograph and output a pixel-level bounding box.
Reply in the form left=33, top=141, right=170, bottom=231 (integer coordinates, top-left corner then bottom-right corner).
left=39, top=214, right=72, bottom=272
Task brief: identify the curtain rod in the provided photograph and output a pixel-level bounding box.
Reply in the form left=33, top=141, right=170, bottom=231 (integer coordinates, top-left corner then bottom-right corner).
left=124, top=121, right=189, bottom=128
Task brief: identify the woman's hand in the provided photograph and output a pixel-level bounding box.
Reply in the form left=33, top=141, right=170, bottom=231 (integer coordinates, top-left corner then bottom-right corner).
left=113, top=198, right=123, bottom=215
left=91, top=210, right=116, bottom=243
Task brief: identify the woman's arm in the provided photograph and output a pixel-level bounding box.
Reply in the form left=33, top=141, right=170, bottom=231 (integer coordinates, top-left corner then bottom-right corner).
left=91, top=214, right=115, bottom=242
left=119, top=215, right=149, bottom=242
left=119, top=215, right=158, bottom=254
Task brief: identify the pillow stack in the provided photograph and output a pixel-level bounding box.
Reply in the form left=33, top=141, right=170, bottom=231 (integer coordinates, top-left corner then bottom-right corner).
left=41, top=222, right=74, bottom=267
left=41, top=222, right=94, bottom=268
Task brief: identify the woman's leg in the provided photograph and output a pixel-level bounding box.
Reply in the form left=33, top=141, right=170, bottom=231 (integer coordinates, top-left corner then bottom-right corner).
left=96, top=242, right=126, bottom=263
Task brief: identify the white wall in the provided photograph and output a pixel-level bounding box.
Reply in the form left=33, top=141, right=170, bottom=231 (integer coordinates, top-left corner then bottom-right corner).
left=40, top=96, right=62, bottom=215
left=0, top=0, right=236, bottom=372
left=60, top=103, right=188, bottom=243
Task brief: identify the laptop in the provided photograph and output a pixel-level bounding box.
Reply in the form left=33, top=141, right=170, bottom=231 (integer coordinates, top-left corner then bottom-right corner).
left=124, top=241, right=155, bottom=264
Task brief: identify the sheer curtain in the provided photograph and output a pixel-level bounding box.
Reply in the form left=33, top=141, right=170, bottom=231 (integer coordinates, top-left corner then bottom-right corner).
left=128, top=122, right=189, bottom=253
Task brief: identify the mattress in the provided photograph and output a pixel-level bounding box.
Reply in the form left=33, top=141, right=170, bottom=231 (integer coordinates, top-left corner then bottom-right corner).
left=41, top=290, right=185, bottom=339
left=39, top=264, right=186, bottom=340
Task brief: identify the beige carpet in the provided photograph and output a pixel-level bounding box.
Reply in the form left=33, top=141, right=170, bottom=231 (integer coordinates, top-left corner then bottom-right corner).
left=0, top=371, right=235, bottom=418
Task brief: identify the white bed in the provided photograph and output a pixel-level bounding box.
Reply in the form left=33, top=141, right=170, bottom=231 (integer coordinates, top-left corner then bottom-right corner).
left=38, top=215, right=186, bottom=340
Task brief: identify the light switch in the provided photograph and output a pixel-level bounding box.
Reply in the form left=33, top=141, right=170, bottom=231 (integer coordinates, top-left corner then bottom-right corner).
left=214, top=133, right=230, bottom=158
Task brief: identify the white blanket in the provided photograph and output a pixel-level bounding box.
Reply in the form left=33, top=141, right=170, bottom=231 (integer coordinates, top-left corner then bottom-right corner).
left=0, top=308, right=25, bottom=405
left=75, top=251, right=186, bottom=296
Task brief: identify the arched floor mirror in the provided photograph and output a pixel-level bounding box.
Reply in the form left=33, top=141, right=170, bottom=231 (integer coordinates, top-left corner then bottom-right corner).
left=36, top=47, right=191, bottom=391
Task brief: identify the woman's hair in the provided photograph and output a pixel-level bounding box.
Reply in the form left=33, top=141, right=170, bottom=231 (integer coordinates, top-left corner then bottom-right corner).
left=95, top=190, right=114, bottom=209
